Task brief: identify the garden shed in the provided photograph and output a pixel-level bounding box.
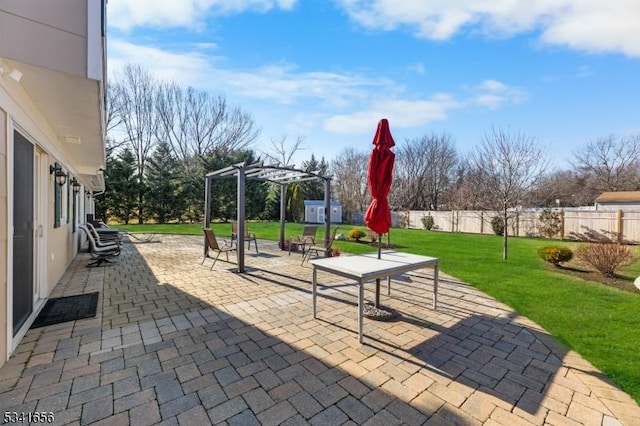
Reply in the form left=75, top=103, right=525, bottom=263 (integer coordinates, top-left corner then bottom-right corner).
left=595, top=191, right=640, bottom=211
left=304, top=200, right=342, bottom=224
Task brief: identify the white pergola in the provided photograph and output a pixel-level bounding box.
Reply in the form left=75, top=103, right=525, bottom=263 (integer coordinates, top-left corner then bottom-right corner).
left=204, top=161, right=332, bottom=272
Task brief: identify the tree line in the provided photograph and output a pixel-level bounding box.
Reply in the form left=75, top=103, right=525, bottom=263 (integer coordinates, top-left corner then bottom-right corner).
left=98, top=64, right=330, bottom=224
left=99, top=64, right=640, bottom=244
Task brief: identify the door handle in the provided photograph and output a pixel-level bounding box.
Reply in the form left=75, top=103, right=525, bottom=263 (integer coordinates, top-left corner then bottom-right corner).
left=38, top=224, right=43, bottom=237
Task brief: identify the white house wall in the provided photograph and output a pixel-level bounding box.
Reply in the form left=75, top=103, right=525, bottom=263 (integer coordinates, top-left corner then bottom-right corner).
left=0, top=73, right=83, bottom=367
left=0, top=106, right=8, bottom=366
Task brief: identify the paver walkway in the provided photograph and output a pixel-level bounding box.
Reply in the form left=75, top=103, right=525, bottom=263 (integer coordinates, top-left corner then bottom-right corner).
left=1, top=235, right=639, bottom=425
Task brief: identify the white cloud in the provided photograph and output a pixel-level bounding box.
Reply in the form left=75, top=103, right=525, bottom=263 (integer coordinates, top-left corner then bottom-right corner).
left=109, top=40, right=526, bottom=143
left=108, top=0, right=297, bottom=31
left=468, top=79, right=528, bottom=109
left=407, top=62, right=426, bottom=75
left=108, top=39, right=397, bottom=108
left=324, top=94, right=462, bottom=134
left=334, top=0, right=640, bottom=57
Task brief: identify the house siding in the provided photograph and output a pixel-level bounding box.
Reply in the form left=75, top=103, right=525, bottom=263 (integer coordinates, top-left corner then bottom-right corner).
left=0, top=0, right=89, bottom=77
left=0, top=107, right=7, bottom=363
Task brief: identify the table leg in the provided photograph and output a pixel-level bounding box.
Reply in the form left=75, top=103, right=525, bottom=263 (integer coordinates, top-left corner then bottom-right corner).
left=312, top=267, right=317, bottom=318
left=433, top=262, right=439, bottom=310
left=358, top=280, right=364, bottom=343
left=387, top=276, right=391, bottom=295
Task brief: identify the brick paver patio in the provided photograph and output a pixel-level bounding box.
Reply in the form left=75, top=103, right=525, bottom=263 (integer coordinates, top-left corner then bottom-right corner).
left=1, top=235, right=639, bottom=425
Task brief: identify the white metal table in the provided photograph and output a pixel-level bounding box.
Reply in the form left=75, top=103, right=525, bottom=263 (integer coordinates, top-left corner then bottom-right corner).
left=311, top=251, right=439, bottom=342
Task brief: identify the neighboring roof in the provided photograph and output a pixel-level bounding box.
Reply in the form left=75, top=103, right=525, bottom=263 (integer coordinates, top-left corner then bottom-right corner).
left=595, top=191, right=640, bottom=203
left=304, top=200, right=341, bottom=206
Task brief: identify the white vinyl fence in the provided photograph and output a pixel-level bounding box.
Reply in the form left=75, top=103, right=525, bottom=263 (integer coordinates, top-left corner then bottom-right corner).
left=403, top=209, right=640, bottom=244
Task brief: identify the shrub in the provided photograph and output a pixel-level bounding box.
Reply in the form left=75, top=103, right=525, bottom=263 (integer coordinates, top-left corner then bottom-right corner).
left=538, top=246, right=573, bottom=265
left=421, top=215, right=435, bottom=230
left=368, top=231, right=378, bottom=243
left=491, top=216, right=505, bottom=236
left=538, top=208, right=562, bottom=239
left=575, top=243, right=636, bottom=276
left=347, top=227, right=367, bottom=241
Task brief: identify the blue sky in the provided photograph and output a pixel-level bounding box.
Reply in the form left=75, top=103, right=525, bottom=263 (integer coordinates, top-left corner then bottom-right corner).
left=107, top=1, right=640, bottom=169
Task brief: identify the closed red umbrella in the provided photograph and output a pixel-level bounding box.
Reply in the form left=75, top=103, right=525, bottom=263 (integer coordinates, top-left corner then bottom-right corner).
left=365, top=118, right=396, bottom=310
left=365, top=118, right=395, bottom=236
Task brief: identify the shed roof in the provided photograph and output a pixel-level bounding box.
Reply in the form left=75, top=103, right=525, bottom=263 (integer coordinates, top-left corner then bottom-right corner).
left=595, top=191, right=640, bottom=203
left=304, top=200, right=341, bottom=206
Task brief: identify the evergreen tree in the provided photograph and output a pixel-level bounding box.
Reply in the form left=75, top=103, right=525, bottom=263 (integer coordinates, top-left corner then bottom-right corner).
left=261, top=184, right=281, bottom=221
left=202, top=148, right=268, bottom=222
left=145, top=141, right=181, bottom=223
left=103, top=149, right=139, bottom=224
left=177, top=158, right=205, bottom=223
left=286, top=184, right=305, bottom=222
left=300, top=154, right=329, bottom=200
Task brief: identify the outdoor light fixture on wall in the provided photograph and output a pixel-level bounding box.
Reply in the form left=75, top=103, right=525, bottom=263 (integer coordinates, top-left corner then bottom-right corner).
left=71, top=177, right=81, bottom=194
left=49, top=162, right=67, bottom=186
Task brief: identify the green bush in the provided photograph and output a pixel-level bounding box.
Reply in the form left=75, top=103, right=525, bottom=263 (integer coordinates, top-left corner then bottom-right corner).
left=538, top=246, right=573, bottom=265
left=347, top=228, right=367, bottom=241
left=421, top=215, right=435, bottom=230
left=491, top=216, right=505, bottom=236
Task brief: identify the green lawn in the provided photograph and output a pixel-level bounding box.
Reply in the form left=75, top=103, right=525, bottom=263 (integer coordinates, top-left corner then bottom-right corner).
left=113, top=222, right=640, bottom=403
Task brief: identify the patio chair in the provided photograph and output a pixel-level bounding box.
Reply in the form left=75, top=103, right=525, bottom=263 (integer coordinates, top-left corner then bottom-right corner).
left=301, top=226, right=339, bottom=265
left=79, top=225, right=120, bottom=267
left=289, top=225, right=318, bottom=255
left=231, top=220, right=258, bottom=253
left=86, top=222, right=121, bottom=247
left=202, top=228, right=236, bottom=270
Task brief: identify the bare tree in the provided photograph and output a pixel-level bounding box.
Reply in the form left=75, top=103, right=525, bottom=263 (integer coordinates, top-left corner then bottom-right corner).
left=528, top=169, right=593, bottom=207
left=110, top=64, right=160, bottom=223
left=262, top=135, right=305, bottom=166
left=330, top=148, right=370, bottom=222
left=570, top=135, right=640, bottom=202
left=156, top=83, right=259, bottom=162
left=469, top=127, right=548, bottom=260
left=105, top=80, right=127, bottom=156
left=394, top=132, right=458, bottom=210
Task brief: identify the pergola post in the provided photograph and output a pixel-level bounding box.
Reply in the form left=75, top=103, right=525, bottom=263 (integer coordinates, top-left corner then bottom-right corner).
left=237, top=167, right=246, bottom=273
left=323, top=178, right=331, bottom=252
left=203, top=176, right=211, bottom=256
left=279, top=183, right=287, bottom=249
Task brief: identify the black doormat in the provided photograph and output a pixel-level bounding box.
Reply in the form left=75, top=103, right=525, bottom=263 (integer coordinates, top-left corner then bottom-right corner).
left=30, top=292, right=99, bottom=329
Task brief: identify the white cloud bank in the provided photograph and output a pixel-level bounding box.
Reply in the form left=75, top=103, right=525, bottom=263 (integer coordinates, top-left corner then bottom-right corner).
left=109, top=40, right=526, bottom=137
left=334, top=0, right=640, bottom=57
left=108, top=0, right=297, bottom=31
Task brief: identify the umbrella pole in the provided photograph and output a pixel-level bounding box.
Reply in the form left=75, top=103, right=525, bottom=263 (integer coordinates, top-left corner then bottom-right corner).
left=375, top=233, right=381, bottom=307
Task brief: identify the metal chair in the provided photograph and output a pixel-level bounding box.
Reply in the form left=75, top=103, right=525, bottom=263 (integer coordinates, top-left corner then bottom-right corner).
left=202, top=228, right=236, bottom=270
left=301, top=227, right=339, bottom=265
left=231, top=220, right=258, bottom=253
left=289, top=225, right=318, bottom=255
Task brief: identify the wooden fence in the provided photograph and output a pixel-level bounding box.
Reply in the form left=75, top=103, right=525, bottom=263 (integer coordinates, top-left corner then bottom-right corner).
left=405, top=209, right=640, bottom=244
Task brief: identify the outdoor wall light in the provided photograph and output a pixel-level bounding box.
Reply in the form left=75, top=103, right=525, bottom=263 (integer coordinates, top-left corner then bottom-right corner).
left=71, top=177, right=81, bottom=194
left=49, top=162, right=67, bottom=186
